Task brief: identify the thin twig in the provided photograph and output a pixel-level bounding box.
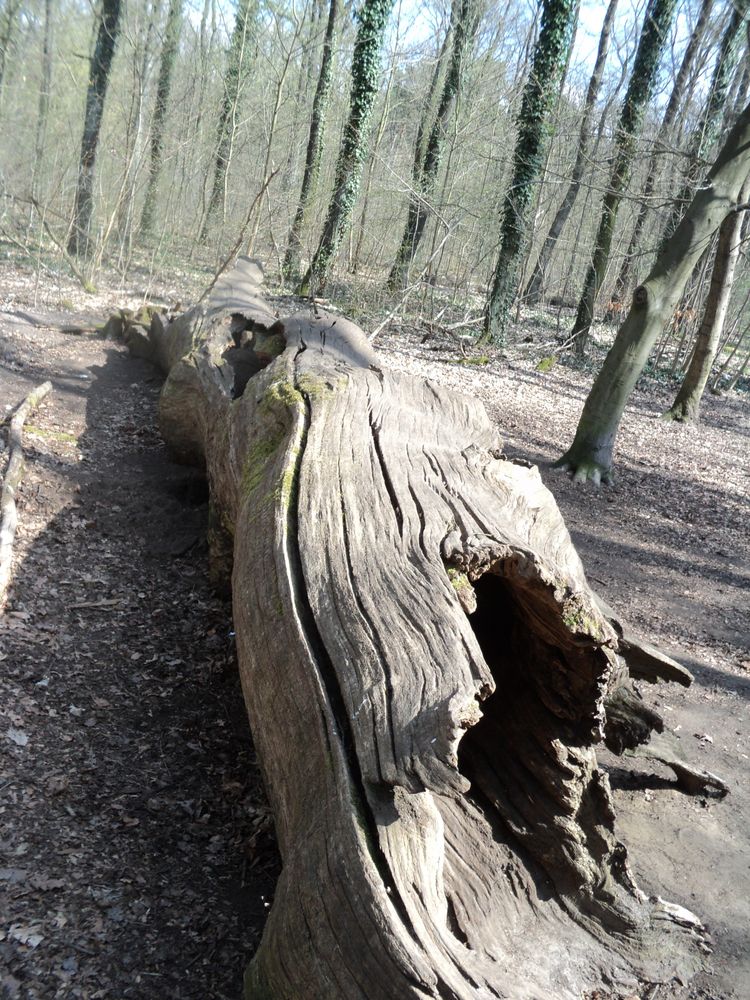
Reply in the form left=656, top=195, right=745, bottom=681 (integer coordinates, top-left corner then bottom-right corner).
left=369, top=229, right=453, bottom=343
left=198, top=169, right=280, bottom=305
left=0, top=381, right=52, bottom=611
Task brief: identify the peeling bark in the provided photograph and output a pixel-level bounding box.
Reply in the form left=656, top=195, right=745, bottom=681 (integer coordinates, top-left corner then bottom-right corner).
left=125, top=257, right=715, bottom=1000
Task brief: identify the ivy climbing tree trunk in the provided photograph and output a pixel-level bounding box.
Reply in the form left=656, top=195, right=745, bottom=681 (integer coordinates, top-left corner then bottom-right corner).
left=68, top=0, right=122, bottom=258
left=663, top=180, right=748, bottom=423
left=482, top=0, right=578, bottom=345
left=140, top=0, right=183, bottom=237
left=556, top=100, right=750, bottom=483
left=199, top=0, right=255, bottom=243
left=300, top=0, right=394, bottom=295
left=283, top=0, right=340, bottom=280
left=122, top=255, right=718, bottom=1000
left=606, top=0, right=713, bottom=313
left=524, top=0, right=618, bottom=306
left=386, top=0, right=476, bottom=291
left=570, top=0, right=678, bottom=356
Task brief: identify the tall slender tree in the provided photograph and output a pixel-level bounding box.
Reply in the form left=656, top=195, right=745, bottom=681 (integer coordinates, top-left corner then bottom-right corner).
left=68, top=0, right=123, bottom=257
left=300, top=0, right=395, bottom=295
left=662, top=178, right=748, bottom=422
left=140, top=0, right=184, bottom=236
left=283, top=0, right=341, bottom=279
left=31, top=0, right=54, bottom=201
left=657, top=0, right=748, bottom=252
left=199, top=0, right=255, bottom=242
left=386, top=0, right=476, bottom=291
left=482, top=0, right=578, bottom=345
left=607, top=0, right=714, bottom=313
left=570, top=0, right=678, bottom=355
left=555, top=100, right=750, bottom=483
left=524, top=0, right=619, bottom=305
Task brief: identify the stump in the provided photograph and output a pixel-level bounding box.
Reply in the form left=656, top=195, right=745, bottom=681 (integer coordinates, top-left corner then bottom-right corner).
left=126, top=257, right=713, bottom=1000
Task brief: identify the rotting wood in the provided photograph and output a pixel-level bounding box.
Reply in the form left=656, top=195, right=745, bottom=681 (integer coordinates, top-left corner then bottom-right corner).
left=0, top=381, right=52, bottom=610
left=120, top=256, right=721, bottom=1000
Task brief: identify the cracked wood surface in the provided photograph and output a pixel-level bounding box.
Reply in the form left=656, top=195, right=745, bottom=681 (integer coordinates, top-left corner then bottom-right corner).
left=128, top=257, right=710, bottom=1000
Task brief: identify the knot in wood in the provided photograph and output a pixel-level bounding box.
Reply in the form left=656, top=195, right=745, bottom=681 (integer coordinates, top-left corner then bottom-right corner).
left=633, top=285, right=649, bottom=307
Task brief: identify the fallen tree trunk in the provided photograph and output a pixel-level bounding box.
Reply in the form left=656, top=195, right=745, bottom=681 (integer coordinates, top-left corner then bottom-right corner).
left=0, top=380, right=52, bottom=610
left=125, top=257, right=714, bottom=1000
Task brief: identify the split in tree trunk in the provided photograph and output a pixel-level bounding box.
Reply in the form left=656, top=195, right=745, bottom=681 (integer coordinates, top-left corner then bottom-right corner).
left=121, top=256, right=720, bottom=1000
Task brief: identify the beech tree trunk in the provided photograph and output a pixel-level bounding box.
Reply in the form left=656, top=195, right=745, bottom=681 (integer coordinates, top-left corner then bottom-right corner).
left=386, top=0, right=476, bottom=291
left=570, top=0, right=677, bottom=355
left=300, top=0, right=394, bottom=294
left=523, top=0, right=619, bottom=306
left=283, top=0, right=340, bottom=280
left=68, top=0, right=122, bottom=258
left=118, top=255, right=723, bottom=1000
left=606, top=0, right=713, bottom=312
left=140, top=0, right=183, bottom=237
left=199, top=0, right=255, bottom=243
left=483, top=0, right=578, bottom=345
left=663, top=181, right=748, bottom=422
left=556, top=100, right=750, bottom=482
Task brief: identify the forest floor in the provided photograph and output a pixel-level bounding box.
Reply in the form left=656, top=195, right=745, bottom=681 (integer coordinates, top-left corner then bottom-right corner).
left=0, top=259, right=748, bottom=1000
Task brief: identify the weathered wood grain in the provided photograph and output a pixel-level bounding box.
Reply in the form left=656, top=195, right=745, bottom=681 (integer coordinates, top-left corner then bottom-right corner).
left=128, top=257, right=711, bottom=1000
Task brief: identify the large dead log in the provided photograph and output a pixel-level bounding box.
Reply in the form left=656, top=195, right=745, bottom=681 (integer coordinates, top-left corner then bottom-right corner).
left=126, top=257, right=713, bottom=1000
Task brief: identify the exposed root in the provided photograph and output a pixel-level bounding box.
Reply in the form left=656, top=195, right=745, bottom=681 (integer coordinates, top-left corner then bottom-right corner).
left=553, top=454, right=613, bottom=486
left=629, top=731, right=729, bottom=797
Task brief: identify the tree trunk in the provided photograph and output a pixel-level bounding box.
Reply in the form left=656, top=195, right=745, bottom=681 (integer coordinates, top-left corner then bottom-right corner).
left=140, top=0, right=183, bottom=237
left=386, top=0, right=476, bottom=291
left=31, top=0, right=53, bottom=202
left=606, top=0, right=713, bottom=312
left=121, top=255, right=718, bottom=999
left=300, top=0, right=394, bottom=295
left=68, top=0, right=122, bottom=258
left=556, top=100, right=750, bottom=482
left=482, top=0, right=578, bottom=345
left=663, top=181, right=747, bottom=422
left=283, top=0, right=340, bottom=279
left=199, top=0, right=255, bottom=243
left=524, top=0, right=619, bottom=306
left=0, top=0, right=21, bottom=111
left=656, top=0, right=748, bottom=252
left=570, top=0, right=677, bottom=355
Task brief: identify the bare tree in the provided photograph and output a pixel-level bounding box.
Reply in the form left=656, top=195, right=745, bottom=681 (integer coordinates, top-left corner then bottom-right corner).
left=482, top=0, right=579, bottom=344
left=140, top=0, right=184, bottom=236
left=570, top=0, right=678, bottom=355
left=199, top=0, right=255, bottom=243
left=300, top=0, right=395, bottom=294
left=68, top=0, right=123, bottom=258
left=556, top=100, right=750, bottom=482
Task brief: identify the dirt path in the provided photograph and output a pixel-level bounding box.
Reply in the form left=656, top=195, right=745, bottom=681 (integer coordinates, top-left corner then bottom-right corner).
left=1, top=306, right=748, bottom=1000
left=0, top=315, right=278, bottom=999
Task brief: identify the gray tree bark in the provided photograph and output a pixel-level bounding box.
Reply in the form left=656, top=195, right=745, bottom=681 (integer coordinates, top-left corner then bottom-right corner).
left=524, top=0, right=619, bottom=305
left=121, top=255, right=718, bottom=1000
left=556, top=100, right=750, bottom=482
left=663, top=180, right=748, bottom=422
left=68, top=0, right=122, bottom=258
